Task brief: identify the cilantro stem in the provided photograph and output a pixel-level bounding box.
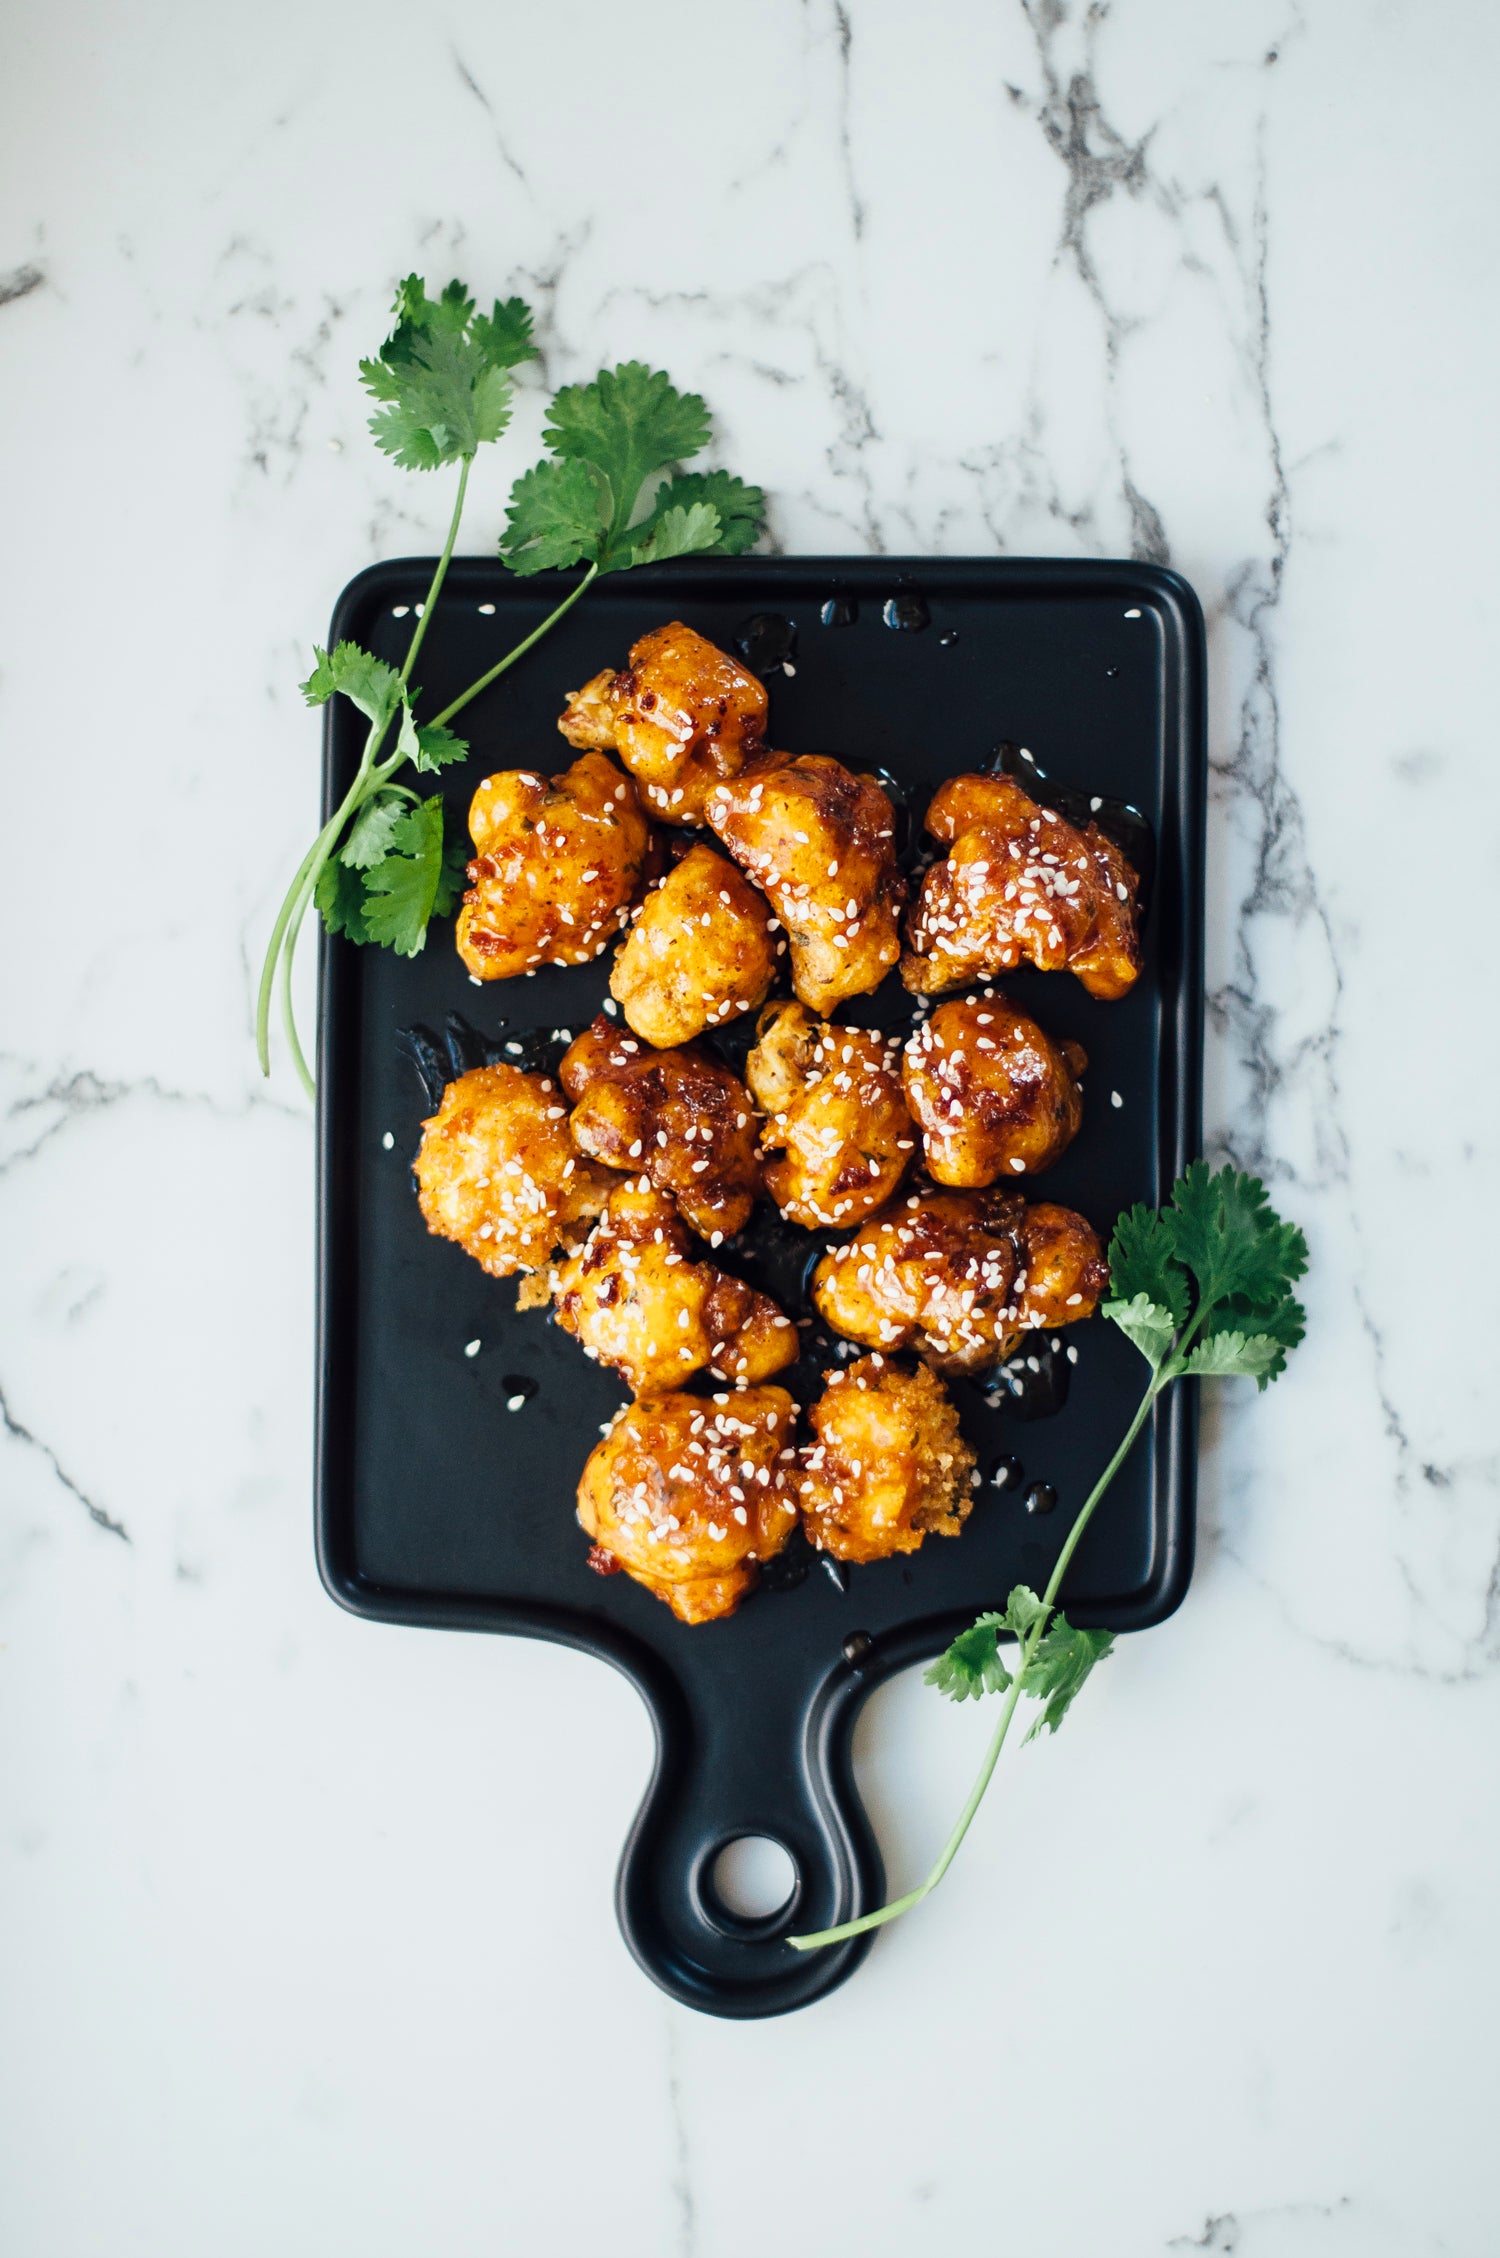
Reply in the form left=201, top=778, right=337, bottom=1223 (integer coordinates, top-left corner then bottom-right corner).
left=399, top=454, right=470, bottom=690
left=256, top=455, right=475, bottom=1086
left=255, top=724, right=386, bottom=1076
left=426, top=561, right=599, bottom=730
left=788, top=1372, right=1166, bottom=1953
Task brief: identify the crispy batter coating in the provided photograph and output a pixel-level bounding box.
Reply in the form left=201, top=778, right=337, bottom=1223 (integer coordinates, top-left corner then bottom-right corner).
left=745, top=1000, right=915, bottom=1230
left=558, top=622, right=768, bottom=824
left=902, top=773, right=1142, bottom=1002
left=902, top=991, right=1087, bottom=1186
left=413, top=1064, right=612, bottom=1280
left=553, top=1178, right=797, bottom=1397
left=797, top=1355, right=977, bottom=1563
left=706, top=755, right=905, bottom=1013
left=812, top=1186, right=1107, bottom=1377
left=560, top=1016, right=762, bottom=1241
left=577, top=1386, right=800, bottom=1624
left=610, top=843, right=777, bottom=1049
left=455, top=750, right=657, bottom=981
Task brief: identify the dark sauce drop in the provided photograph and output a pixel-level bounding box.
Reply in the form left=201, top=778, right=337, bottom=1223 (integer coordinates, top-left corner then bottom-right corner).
left=990, top=1453, right=1025, bottom=1492
left=758, top=1528, right=815, bottom=1595
left=859, top=763, right=918, bottom=870
left=398, top=1012, right=568, bottom=1105
left=1023, top=1481, right=1058, bottom=1516
left=490, top=1024, right=570, bottom=1080
left=983, top=1335, right=1071, bottom=1422
left=842, top=1630, right=874, bottom=1670
left=938, top=629, right=960, bottom=648
left=725, top=1205, right=829, bottom=1319
left=1105, top=665, right=1120, bottom=679
left=882, top=591, right=930, bottom=632
left=501, top=1374, right=539, bottom=1409
left=397, top=1023, right=452, bottom=1111
left=820, top=595, right=859, bottom=628
left=987, top=739, right=1155, bottom=915
left=735, top=612, right=798, bottom=676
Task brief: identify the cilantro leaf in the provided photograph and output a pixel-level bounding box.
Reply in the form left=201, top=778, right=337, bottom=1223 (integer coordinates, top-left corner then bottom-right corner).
left=394, top=704, right=469, bottom=774
left=544, top=363, right=712, bottom=541
left=359, top=274, right=531, bottom=470
left=360, top=796, right=451, bottom=955
left=300, top=641, right=403, bottom=731
left=1021, top=1615, right=1115, bottom=1742
left=925, top=1612, right=1013, bottom=1702
left=313, top=856, right=374, bottom=945
left=339, top=790, right=407, bottom=870
left=414, top=721, right=469, bottom=773
left=1001, top=1585, right=1050, bottom=1643
left=629, top=469, right=766, bottom=559
left=1103, top=1291, right=1181, bottom=1371
left=627, top=500, right=723, bottom=567
left=500, top=457, right=611, bottom=574
left=471, top=295, right=537, bottom=371
left=1182, top=1329, right=1295, bottom=1390
left=499, top=367, right=764, bottom=578
left=1108, top=1201, right=1191, bottom=1328
left=1164, top=1162, right=1309, bottom=1313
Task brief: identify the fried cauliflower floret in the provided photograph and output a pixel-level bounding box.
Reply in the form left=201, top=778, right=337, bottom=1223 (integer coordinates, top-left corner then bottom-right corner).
left=706, top=755, right=905, bottom=1014
left=553, top=1178, right=797, bottom=1397
left=812, top=1187, right=1107, bottom=1377
left=797, top=1355, right=977, bottom=1563
left=455, top=750, right=658, bottom=981
left=576, top=1386, right=800, bottom=1624
left=745, top=1000, right=915, bottom=1230
left=558, top=622, right=768, bottom=824
left=902, top=992, right=1087, bottom=1187
left=1012, top=1202, right=1112, bottom=1335
left=610, top=843, right=778, bottom=1049
left=902, top=773, right=1142, bottom=1002
left=560, top=1016, right=762, bottom=1241
left=413, top=1064, right=612, bottom=1280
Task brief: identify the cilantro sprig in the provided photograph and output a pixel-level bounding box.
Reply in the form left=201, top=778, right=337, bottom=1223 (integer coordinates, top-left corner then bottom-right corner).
left=256, top=281, right=765, bottom=1097
left=790, top=1164, right=1308, bottom=1953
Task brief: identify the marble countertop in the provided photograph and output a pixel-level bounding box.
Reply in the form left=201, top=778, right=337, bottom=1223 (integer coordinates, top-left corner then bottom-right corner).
left=3, top=2, right=1497, bottom=2252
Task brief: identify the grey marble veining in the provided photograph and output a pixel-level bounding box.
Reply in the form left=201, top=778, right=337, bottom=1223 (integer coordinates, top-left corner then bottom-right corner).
left=2, top=3, right=1498, bottom=2253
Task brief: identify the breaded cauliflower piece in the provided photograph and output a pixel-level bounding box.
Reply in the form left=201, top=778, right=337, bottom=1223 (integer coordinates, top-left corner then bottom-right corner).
left=558, top=621, right=767, bottom=825
left=553, top=1178, right=797, bottom=1397
left=413, top=1063, right=612, bottom=1281
left=560, top=1016, right=762, bottom=1242
left=455, top=750, right=657, bottom=981
left=745, top=1000, right=915, bottom=1230
left=902, top=991, right=1087, bottom=1186
left=610, top=843, right=778, bottom=1049
left=797, top=1354, right=977, bottom=1563
left=902, top=772, right=1142, bottom=1002
left=576, top=1386, right=800, bottom=1624
left=706, top=755, right=905, bottom=1014
left=812, top=1186, right=1107, bottom=1378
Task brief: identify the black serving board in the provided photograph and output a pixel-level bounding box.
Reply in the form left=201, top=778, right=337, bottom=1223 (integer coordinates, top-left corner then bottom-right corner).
left=316, top=556, right=1205, bottom=2018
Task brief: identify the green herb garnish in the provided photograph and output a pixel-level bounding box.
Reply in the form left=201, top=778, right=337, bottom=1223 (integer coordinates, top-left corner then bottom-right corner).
left=255, top=276, right=765, bottom=1097
left=789, top=1163, right=1308, bottom=1952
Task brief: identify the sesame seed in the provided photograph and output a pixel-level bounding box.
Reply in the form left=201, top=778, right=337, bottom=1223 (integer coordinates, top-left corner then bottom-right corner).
left=463, top=1339, right=481, bottom=1358
left=1111, top=1090, right=1123, bottom=1108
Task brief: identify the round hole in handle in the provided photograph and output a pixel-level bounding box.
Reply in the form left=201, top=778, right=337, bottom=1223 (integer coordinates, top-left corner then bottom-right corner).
left=695, top=1834, right=803, bottom=1941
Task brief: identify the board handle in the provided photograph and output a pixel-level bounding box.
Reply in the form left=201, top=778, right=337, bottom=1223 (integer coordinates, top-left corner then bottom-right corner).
left=615, top=1646, right=884, bottom=2018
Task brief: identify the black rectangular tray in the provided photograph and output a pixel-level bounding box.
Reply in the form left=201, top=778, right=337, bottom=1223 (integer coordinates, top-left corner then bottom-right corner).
left=316, top=555, right=1205, bottom=2018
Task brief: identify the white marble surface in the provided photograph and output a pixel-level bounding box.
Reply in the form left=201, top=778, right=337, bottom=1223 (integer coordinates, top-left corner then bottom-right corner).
left=3, top=1, right=1498, bottom=2250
